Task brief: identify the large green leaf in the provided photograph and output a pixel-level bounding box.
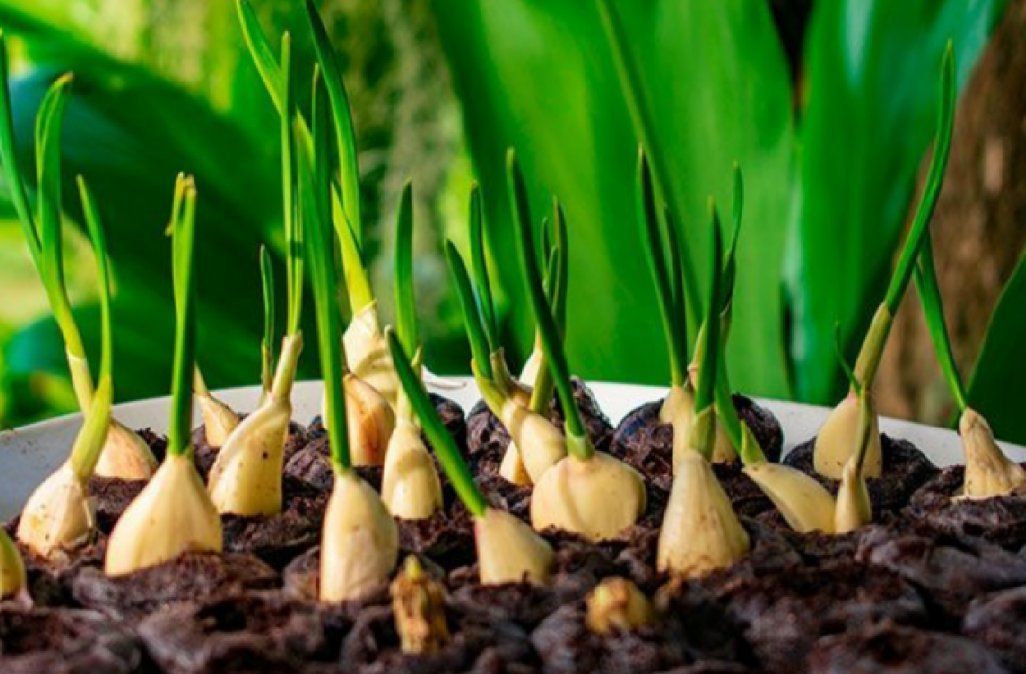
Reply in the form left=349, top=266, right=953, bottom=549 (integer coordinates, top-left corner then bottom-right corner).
left=434, top=0, right=795, bottom=395
left=785, top=0, right=1008, bottom=403
left=968, top=251, right=1026, bottom=443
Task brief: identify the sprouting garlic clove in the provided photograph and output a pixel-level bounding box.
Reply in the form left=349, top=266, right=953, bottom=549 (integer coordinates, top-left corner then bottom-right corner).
left=390, top=555, right=450, bottom=654
left=344, top=374, right=396, bottom=467
left=834, top=455, right=871, bottom=533
left=813, top=392, right=882, bottom=480
left=195, top=391, right=241, bottom=449
left=499, top=399, right=566, bottom=483
left=320, top=470, right=398, bottom=602
left=743, top=462, right=836, bottom=534
left=585, top=577, right=655, bottom=635
left=0, top=529, right=27, bottom=600
left=499, top=441, right=533, bottom=486
left=16, top=460, right=94, bottom=558
left=207, top=396, right=291, bottom=516
left=105, top=453, right=222, bottom=576
left=93, top=421, right=158, bottom=480
left=657, top=450, right=749, bottom=577
left=662, top=386, right=735, bottom=470
left=530, top=453, right=645, bottom=541
left=518, top=338, right=543, bottom=386
left=475, top=507, right=553, bottom=585
left=382, top=422, right=443, bottom=520
left=343, top=302, right=400, bottom=408
left=960, top=407, right=1026, bottom=499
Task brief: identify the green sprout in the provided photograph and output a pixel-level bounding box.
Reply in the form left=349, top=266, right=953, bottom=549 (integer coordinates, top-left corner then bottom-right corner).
left=913, top=235, right=967, bottom=412
left=259, top=244, right=276, bottom=394
left=167, top=175, right=199, bottom=458
left=394, top=181, right=418, bottom=355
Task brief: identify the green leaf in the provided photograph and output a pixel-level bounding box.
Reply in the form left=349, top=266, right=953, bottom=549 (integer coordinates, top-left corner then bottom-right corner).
left=434, top=0, right=794, bottom=396
left=785, top=0, right=1007, bottom=403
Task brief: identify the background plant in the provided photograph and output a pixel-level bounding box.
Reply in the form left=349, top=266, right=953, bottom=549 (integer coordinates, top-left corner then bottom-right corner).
left=2, top=0, right=1026, bottom=444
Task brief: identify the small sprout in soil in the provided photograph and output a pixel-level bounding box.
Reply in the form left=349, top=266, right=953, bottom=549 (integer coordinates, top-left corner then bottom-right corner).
left=834, top=390, right=874, bottom=533
left=508, top=151, right=646, bottom=541
left=585, top=577, right=655, bottom=635
left=391, top=555, right=450, bottom=654
left=300, top=115, right=397, bottom=602
left=0, top=529, right=26, bottom=600
left=15, top=175, right=116, bottom=558
left=193, top=366, right=241, bottom=449
left=209, top=32, right=305, bottom=516
left=814, top=43, right=955, bottom=480
left=0, top=44, right=156, bottom=481
left=658, top=206, right=749, bottom=575
left=914, top=235, right=1026, bottom=498
left=381, top=182, right=444, bottom=520
left=390, top=329, right=554, bottom=585
left=105, top=176, right=223, bottom=576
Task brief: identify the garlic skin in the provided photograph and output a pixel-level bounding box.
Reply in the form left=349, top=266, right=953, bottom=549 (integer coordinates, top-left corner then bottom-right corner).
left=94, top=420, right=158, bottom=480
left=661, top=385, right=735, bottom=469
left=813, top=392, right=882, bottom=480
left=105, top=453, right=222, bottom=576
left=657, top=450, right=749, bottom=577
left=320, top=470, right=398, bottom=602
left=499, top=441, right=532, bottom=486
left=0, top=529, right=26, bottom=600
left=343, top=302, right=399, bottom=408
left=195, top=392, right=241, bottom=449
left=475, top=507, right=553, bottom=585
left=530, top=453, right=645, bottom=541
left=344, top=374, right=396, bottom=466
left=585, top=577, right=654, bottom=635
left=391, top=555, right=450, bottom=654
left=499, top=399, right=566, bottom=483
left=834, top=456, right=871, bottom=533
left=743, top=462, right=837, bottom=534
left=207, top=396, right=291, bottom=515
left=382, top=422, right=443, bottom=519
left=960, top=408, right=1026, bottom=499
left=16, top=461, right=94, bottom=558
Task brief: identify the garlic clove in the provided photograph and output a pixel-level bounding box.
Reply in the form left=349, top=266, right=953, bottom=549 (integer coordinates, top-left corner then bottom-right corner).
left=93, top=420, right=159, bottom=480
left=207, top=396, right=291, bottom=516
left=195, top=391, right=241, bottom=449
left=391, top=555, right=450, bottom=654
left=499, top=441, right=533, bottom=486
left=530, top=453, right=645, bottom=541
left=105, top=453, right=221, bottom=576
left=320, top=470, right=398, bottom=602
left=743, top=462, right=836, bottom=533
left=834, top=455, right=871, bottom=533
left=343, top=374, right=396, bottom=467
left=16, top=460, right=94, bottom=558
left=519, top=339, right=543, bottom=385
left=475, top=507, right=553, bottom=585
left=585, top=577, right=654, bottom=634
left=662, top=386, right=736, bottom=469
left=960, top=407, right=1026, bottom=499
left=343, top=302, right=400, bottom=408
left=499, top=399, right=566, bottom=483
left=813, top=392, right=882, bottom=480
left=657, top=450, right=749, bottom=577
left=0, top=529, right=26, bottom=600
left=382, top=422, right=443, bottom=519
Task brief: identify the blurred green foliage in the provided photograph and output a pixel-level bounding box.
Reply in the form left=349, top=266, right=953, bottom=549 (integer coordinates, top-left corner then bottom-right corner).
left=2, top=0, right=1026, bottom=444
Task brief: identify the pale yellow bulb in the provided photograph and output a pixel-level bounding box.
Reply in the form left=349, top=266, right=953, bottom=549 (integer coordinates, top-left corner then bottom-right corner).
left=16, top=460, right=94, bottom=558
left=382, top=422, right=443, bottom=519
left=499, top=399, right=565, bottom=483
left=344, top=374, right=396, bottom=467
left=743, top=461, right=836, bottom=534
left=343, top=302, right=400, bottom=408
left=960, top=407, right=1026, bottom=499
left=93, top=420, right=158, bottom=480
left=813, top=393, right=881, bottom=480
left=475, top=507, right=553, bottom=585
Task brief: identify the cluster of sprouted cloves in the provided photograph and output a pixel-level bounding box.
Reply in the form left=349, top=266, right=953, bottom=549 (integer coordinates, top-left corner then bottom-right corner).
left=915, top=237, right=1025, bottom=499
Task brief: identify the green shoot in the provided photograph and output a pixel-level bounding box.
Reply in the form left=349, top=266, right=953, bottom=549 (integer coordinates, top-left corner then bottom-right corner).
left=853, top=43, right=955, bottom=387
left=168, top=175, right=199, bottom=458
left=445, top=241, right=493, bottom=382
left=694, top=201, right=723, bottom=416
left=528, top=200, right=567, bottom=414
left=236, top=0, right=285, bottom=113
left=394, top=181, right=418, bottom=354
left=597, top=0, right=699, bottom=335
left=280, top=32, right=303, bottom=338
left=259, top=245, right=275, bottom=393
left=833, top=323, right=862, bottom=397
left=507, top=150, right=591, bottom=459
left=637, top=149, right=686, bottom=387
left=468, top=184, right=499, bottom=351
left=297, top=103, right=350, bottom=473
left=388, top=329, right=487, bottom=517
left=68, top=177, right=114, bottom=480
left=722, top=164, right=744, bottom=321
left=914, top=235, right=968, bottom=412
